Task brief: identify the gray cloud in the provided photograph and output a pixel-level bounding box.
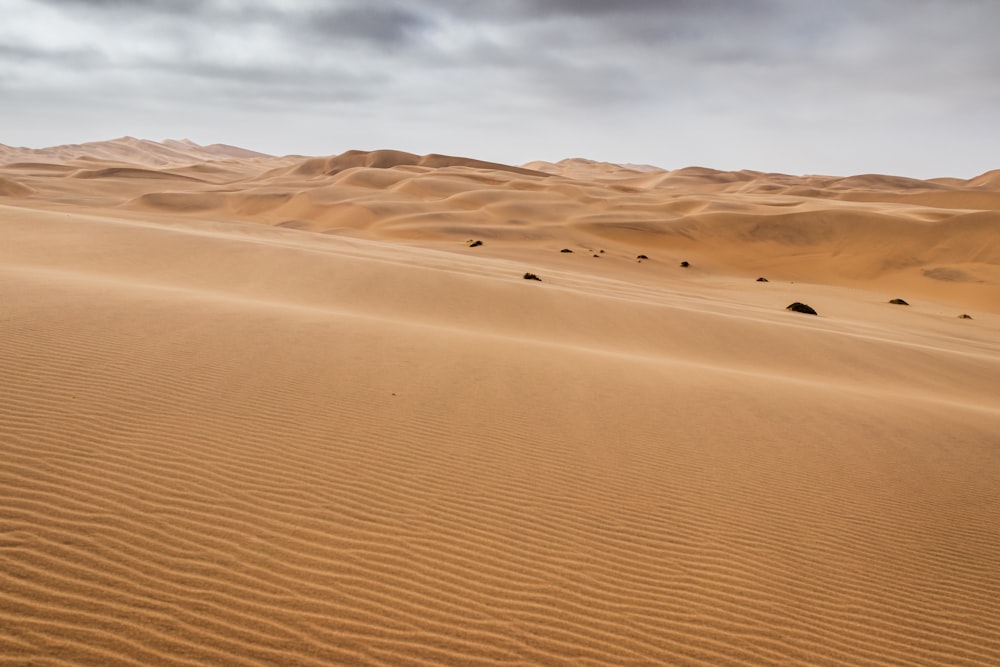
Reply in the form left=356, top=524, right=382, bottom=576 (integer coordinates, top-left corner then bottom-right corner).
left=435, top=0, right=776, bottom=21
left=305, top=4, right=434, bottom=46
left=0, top=42, right=106, bottom=67
left=35, top=0, right=203, bottom=14
left=2, top=0, right=999, bottom=177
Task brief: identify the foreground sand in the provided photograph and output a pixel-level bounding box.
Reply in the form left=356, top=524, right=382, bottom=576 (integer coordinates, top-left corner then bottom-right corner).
left=2, top=140, right=999, bottom=665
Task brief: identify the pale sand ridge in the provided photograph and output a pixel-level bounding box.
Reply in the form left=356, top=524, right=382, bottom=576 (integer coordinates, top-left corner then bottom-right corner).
left=0, top=136, right=273, bottom=167
left=1, top=139, right=999, bottom=666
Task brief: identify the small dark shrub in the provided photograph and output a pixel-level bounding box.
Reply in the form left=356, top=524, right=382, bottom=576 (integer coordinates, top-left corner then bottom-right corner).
left=786, top=302, right=817, bottom=315
left=523, top=272, right=542, bottom=281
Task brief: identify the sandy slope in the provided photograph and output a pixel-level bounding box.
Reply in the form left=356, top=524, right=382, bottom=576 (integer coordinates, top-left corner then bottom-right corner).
left=1, top=140, right=999, bottom=666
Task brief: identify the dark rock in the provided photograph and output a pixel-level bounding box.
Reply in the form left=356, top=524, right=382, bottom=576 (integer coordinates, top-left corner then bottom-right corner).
left=680, top=261, right=690, bottom=267
left=958, top=313, right=973, bottom=319
left=888, top=298, right=909, bottom=305
left=560, top=248, right=573, bottom=253
left=786, top=302, right=817, bottom=315
left=637, top=254, right=649, bottom=260
left=756, top=277, right=769, bottom=282
left=523, top=272, right=542, bottom=281
left=468, top=240, right=483, bottom=247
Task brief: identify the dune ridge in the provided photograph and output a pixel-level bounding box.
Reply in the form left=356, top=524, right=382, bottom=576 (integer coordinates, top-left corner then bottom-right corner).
left=7, top=141, right=997, bottom=310
left=1, top=139, right=999, bottom=666
left=0, top=136, right=272, bottom=168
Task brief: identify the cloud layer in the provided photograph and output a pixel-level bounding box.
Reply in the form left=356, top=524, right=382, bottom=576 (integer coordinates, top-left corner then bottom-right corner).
left=3, top=0, right=998, bottom=176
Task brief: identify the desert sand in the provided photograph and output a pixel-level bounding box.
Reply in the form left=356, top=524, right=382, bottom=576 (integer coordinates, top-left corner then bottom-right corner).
left=1, top=138, right=998, bottom=666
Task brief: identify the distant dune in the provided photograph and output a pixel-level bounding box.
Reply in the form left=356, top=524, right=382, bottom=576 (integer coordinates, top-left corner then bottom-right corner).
left=0, top=136, right=272, bottom=167
left=1, top=138, right=999, bottom=666
left=291, top=148, right=549, bottom=178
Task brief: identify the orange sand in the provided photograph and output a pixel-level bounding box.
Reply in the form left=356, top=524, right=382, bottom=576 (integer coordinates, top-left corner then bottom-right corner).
left=1, top=139, right=999, bottom=666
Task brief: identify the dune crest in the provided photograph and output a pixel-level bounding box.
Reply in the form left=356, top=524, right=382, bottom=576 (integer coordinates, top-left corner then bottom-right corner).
left=0, top=136, right=272, bottom=167
left=2, top=139, right=999, bottom=666
left=291, top=148, right=549, bottom=178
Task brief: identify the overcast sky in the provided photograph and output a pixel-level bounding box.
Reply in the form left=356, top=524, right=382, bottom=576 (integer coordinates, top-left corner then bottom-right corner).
left=3, top=0, right=998, bottom=177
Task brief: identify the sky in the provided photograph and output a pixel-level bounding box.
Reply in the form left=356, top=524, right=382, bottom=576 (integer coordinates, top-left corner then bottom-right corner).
left=2, top=0, right=998, bottom=178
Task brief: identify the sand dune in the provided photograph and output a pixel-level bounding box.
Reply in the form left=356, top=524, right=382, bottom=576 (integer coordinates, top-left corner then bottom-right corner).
left=0, top=176, right=33, bottom=197
left=1, top=139, right=999, bottom=666
left=72, top=166, right=207, bottom=182
left=291, top=149, right=548, bottom=178
left=0, top=136, right=272, bottom=167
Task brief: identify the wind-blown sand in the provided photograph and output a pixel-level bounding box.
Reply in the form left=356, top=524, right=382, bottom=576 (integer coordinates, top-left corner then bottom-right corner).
left=2, top=139, right=999, bottom=666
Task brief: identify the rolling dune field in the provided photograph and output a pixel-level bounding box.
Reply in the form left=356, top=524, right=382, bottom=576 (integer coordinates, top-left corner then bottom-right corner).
left=1, top=139, right=999, bottom=666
